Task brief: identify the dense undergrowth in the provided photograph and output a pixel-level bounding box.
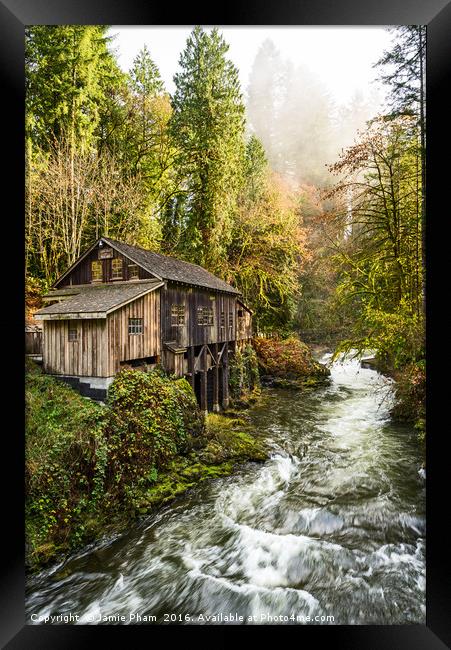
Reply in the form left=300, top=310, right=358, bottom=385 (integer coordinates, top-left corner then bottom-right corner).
left=253, top=335, right=330, bottom=388
left=229, top=344, right=261, bottom=407
left=25, top=359, right=268, bottom=572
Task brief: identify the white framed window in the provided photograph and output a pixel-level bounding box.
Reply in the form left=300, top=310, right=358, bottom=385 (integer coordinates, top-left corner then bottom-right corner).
left=171, top=304, right=185, bottom=326
left=197, top=306, right=213, bottom=326
left=128, top=264, right=139, bottom=280
left=91, top=260, right=102, bottom=282
left=128, top=318, right=143, bottom=335
left=112, top=258, right=123, bottom=280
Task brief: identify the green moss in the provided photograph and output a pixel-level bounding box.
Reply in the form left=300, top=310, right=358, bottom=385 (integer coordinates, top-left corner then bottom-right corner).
left=25, top=360, right=269, bottom=572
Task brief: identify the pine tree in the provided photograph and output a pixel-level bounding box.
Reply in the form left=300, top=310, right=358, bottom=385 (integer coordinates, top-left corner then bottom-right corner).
left=25, top=25, right=121, bottom=152
left=170, top=26, right=246, bottom=272
left=375, top=26, right=426, bottom=315
left=246, top=39, right=285, bottom=172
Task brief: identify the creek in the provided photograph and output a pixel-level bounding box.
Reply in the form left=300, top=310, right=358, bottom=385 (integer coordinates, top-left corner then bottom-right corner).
left=26, top=353, right=425, bottom=625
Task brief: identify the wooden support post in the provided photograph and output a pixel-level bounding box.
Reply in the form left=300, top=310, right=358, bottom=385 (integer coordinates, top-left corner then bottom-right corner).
left=200, top=344, right=208, bottom=415
left=222, top=344, right=229, bottom=409
left=213, top=342, right=220, bottom=412
left=189, top=346, right=195, bottom=391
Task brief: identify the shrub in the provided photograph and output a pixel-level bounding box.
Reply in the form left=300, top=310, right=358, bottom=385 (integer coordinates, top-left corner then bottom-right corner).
left=253, top=336, right=329, bottom=378
left=229, top=344, right=260, bottom=400
left=391, top=361, right=426, bottom=434
left=104, top=368, right=205, bottom=500
left=25, top=361, right=205, bottom=567
left=25, top=363, right=107, bottom=555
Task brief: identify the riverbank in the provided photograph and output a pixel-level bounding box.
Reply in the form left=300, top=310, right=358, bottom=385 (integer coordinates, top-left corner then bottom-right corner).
left=25, top=359, right=269, bottom=573
left=26, top=353, right=425, bottom=625
left=358, top=354, right=425, bottom=448
left=253, top=336, right=331, bottom=390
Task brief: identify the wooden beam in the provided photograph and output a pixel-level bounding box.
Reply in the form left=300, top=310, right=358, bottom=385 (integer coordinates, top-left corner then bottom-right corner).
left=189, top=346, right=195, bottom=391
left=193, top=344, right=205, bottom=372
left=217, top=342, right=227, bottom=363
left=206, top=344, right=217, bottom=365
left=222, top=344, right=229, bottom=409
left=200, top=344, right=208, bottom=415
left=213, top=342, right=220, bottom=412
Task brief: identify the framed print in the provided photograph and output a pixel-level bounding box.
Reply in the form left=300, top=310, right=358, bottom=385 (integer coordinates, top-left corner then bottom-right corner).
left=1, top=0, right=450, bottom=647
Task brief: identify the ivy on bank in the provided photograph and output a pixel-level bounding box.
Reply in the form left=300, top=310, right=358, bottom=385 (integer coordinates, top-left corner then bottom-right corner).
left=25, top=359, right=267, bottom=571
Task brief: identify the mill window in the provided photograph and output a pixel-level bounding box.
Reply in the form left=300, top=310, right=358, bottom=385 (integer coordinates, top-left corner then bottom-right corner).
left=171, top=304, right=185, bottom=326
left=68, top=328, right=78, bottom=342
left=91, top=260, right=102, bottom=282
left=128, top=264, right=139, bottom=280
left=128, top=318, right=143, bottom=335
left=197, top=306, right=213, bottom=326
left=112, top=258, right=123, bottom=280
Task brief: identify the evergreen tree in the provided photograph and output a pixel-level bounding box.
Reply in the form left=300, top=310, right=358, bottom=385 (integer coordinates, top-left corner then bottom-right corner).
left=170, top=26, right=246, bottom=272
left=375, top=26, right=426, bottom=314
left=242, top=135, right=268, bottom=206
left=25, top=25, right=121, bottom=152
left=246, top=39, right=285, bottom=172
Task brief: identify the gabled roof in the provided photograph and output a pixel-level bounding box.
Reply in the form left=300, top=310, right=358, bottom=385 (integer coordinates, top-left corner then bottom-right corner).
left=102, top=237, right=240, bottom=295
left=35, top=279, right=163, bottom=320
left=54, top=237, right=240, bottom=295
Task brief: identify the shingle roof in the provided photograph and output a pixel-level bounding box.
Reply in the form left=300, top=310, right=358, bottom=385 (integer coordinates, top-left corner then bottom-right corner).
left=35, top=279, right=163, bottom=319
left=102, top=237, right=240, bottom=295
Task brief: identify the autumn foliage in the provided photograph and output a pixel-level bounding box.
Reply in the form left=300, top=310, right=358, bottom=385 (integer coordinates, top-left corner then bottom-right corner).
left=252, top=336, right=329, bottom=379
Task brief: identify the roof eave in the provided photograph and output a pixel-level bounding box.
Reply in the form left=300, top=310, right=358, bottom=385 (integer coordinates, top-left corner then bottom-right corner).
left=35, top=312, right=107, bottom=320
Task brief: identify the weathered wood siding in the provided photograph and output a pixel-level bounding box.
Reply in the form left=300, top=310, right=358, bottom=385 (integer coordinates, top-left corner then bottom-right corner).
left=42, top=291, right=160, bottom=377
left=25, top=330, right=43, bottom=355
left=43, top=319, right=108, bottom=377
left=107, top=289, right=160, bottom=375
left=162, top=349, right=186, bottom=377
left=161, top=283, right=238, bottom=347
left=57, top=246, right=155, bottom=287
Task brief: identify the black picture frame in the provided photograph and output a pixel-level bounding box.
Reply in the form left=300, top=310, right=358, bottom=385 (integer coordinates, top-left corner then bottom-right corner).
left=1, top=0, right=449, bottom=647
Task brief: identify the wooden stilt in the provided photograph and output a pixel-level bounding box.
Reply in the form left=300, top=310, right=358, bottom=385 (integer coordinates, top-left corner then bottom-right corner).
left=201, top=344, right=208, bottom=415
left=189, top=346, right=195, bottom=391
left=213, top=342, right=220, bottom=412
left=222, top=344, right=229, bottom=409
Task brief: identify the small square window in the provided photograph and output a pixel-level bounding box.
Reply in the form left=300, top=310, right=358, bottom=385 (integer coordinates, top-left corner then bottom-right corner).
left=128, top=264, right=139, bottom=280
left=91, top=260, right=102, bottom=282
left=68, top=328, right=78, bottom=341
left=112, top=258, right=123, bottom=280
left=197, top=306, right=213, bottom=326
left=238, top=309, right=244, bottom=318
left=128, top=318, right=143, bottom=335
left=171, top=304, right=185, bottom=326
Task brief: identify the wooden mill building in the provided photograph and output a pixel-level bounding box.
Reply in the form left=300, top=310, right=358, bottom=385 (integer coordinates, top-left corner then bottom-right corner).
left=34, top=237, right=252, bottom=410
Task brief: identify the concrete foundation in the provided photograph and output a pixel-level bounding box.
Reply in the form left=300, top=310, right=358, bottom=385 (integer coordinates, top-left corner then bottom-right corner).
left=53, top=375, right=115, bottom=401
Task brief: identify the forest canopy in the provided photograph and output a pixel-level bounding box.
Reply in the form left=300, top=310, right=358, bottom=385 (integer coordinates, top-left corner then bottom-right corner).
left=25, top=25, right=425, bottom=359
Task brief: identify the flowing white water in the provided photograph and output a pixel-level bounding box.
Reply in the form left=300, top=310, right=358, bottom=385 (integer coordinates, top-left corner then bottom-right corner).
left=26, top=354, right=425, bottom=625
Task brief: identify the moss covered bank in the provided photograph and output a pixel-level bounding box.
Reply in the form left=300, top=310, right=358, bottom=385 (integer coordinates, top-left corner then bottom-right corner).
left=25, top=359, right=268, bottom=573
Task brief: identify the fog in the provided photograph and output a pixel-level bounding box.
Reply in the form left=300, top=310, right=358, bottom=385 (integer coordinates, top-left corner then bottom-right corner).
left=109, top=27, right=390, bottom=189
left=246, top=38, right=385, bottom=188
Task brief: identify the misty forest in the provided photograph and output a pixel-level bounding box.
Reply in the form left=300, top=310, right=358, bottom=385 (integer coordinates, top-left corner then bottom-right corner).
left=25, top=26, right=427, bottom=625
left=26, top=25, right=425, bottom=428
